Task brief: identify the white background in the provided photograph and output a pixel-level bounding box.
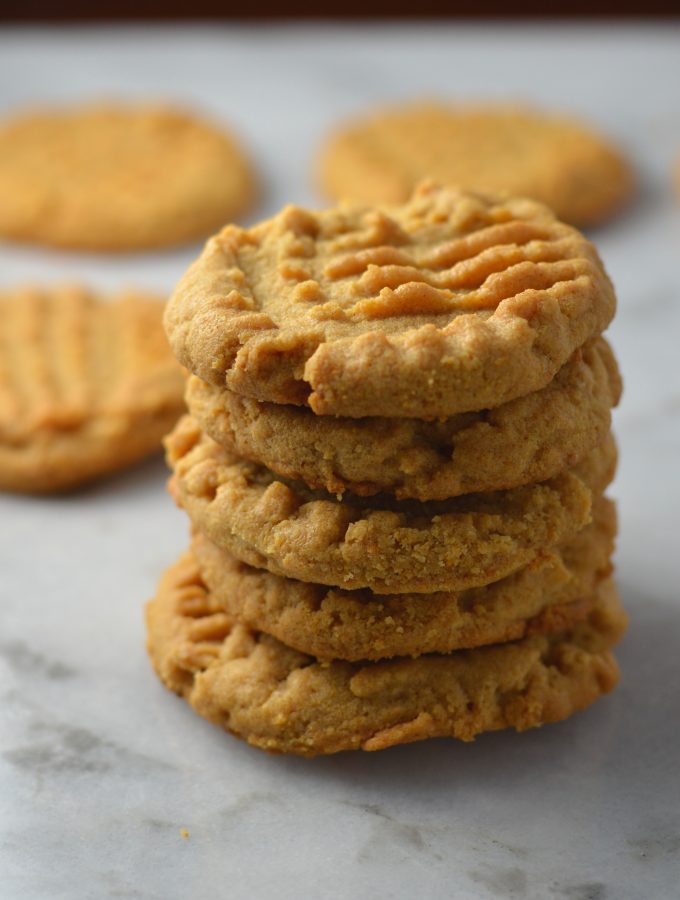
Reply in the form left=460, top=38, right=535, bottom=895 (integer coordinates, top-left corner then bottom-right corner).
left=1, top=23, right=679, bottom=900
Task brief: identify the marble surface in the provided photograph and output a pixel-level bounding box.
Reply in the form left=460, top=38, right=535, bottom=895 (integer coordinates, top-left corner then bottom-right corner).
left=1, top=23, right=680, bottom=900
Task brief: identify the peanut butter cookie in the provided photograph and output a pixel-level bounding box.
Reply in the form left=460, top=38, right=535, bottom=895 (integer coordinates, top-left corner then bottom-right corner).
left=0, top=285, right=185, bottom=493
left=146, top=552, right=626, bottom=756
left=165, top=416, right=615, bottom=594
left=165, top=183, right=615, bottom=418
left=192, top=496, right=616, bottom=661
left=0, top=103, right=256, bottom=251
left=187, top=337, right=620, bottom=500
left=318, top=102, right=633, bottom=227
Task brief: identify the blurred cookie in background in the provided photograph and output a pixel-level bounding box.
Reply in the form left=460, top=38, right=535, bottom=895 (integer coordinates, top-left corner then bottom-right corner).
left=318, top=101, right=633, bottom=227
left=0, top=285, right=185, bottom=493
left=0, top=103, right=258, bottom=251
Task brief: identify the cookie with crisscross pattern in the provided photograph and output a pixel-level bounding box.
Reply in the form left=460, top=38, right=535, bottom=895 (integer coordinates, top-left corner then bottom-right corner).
left=0, top=285, right=185, bottom=492
left=165, top=183, right=615, bottom=418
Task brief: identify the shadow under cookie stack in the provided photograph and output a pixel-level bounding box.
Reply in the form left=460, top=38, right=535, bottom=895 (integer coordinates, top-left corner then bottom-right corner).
left=146, top=182, right=627, bottom=757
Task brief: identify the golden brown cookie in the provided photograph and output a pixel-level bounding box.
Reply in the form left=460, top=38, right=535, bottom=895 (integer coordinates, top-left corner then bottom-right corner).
left=0, top=285, right=185, bottom=493
left=192, top=496, right=616, bottom=661
left=187, top=337, right=621, bottom=500
left=146, top=551, right=626, bottom=756
left=165, top=183, right=615, bottom=418
left=166, top=416, right=615, bottom=593
left=0, top=103, right=256, bottom=251
left=318, top=102, right=633, bottom=227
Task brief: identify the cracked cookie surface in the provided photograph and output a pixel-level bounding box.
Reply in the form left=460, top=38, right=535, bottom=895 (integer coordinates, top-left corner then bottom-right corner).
left=166, top=416, right=615, bottom=593
left=165, top=183, right=616, bottom=418
left=187, top=337, right=620, bottom=500
left=146, top=551, right=626, bottom=756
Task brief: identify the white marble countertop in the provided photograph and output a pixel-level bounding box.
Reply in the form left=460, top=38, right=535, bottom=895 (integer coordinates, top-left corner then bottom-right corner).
left=1, top=23, right=679, bottom=900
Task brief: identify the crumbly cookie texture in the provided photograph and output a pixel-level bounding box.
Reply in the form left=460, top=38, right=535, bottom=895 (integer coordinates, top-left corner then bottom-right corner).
left=318, top=102, right=633, bottom=228
left=0, top=103, right=256, bottom=251
left=164, top=182, right=616, bottom=418
left=146, top=552, right=626, bottom=756
left=187, top=337, right=621, bottom=500
left=166, top=416, right=615, bottom=593
left=0, top=285, right=185, bottom=493
left=192, top=496, right=615, bottom=661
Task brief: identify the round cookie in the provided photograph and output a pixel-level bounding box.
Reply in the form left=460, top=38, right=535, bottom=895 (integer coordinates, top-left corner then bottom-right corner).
left=146, top=552, right=626, bottom=756
left=318, top=102, right=633, bottom=228
left=165, top=416, right=615, bottom=594
left=192, top=496, right=616, bottom=661
left=0, top=103, right=256, bottom=251
left=0, top=285, right=185, bottom=493
left=165, top=183, right=616, bottom=418
left=187, top=337, right=621, bottom=500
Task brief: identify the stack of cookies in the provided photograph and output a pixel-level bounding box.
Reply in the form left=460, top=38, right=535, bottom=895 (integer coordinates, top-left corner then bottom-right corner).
left=147, top=182, right=627, bottom=756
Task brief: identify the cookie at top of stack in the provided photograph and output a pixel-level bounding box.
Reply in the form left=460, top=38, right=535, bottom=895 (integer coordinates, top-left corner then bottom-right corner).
left=147, top=182, right=625, bottom=756
left=163, top=181, right=615, bottom=417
